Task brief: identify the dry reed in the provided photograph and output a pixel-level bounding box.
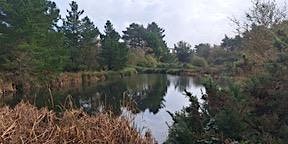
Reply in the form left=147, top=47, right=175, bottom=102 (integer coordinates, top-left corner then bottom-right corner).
left=0, top=102, right=155, bottom=144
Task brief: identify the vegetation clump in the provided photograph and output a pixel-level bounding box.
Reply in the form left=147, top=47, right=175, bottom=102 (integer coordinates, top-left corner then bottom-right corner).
left=0, top=102, right=154, bottom=144
left=166, top=0, right=288, bottom=143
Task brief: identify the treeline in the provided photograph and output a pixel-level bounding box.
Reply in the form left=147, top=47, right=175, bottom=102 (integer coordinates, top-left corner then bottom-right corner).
left=167, top=32, right=242, bottom=70
left=0, top=0, right=174, bottom=82
left=0, top=0, right=245, bottom=82
left=167, top=0, right=288, bottom=143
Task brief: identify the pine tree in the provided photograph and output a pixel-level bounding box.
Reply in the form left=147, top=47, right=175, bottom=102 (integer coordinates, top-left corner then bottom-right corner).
left=122, top=23, right=147, bottom=48
left=174, top=41, right=193, bottom=63
left=80, top=16, right=100, bottom=70
left=147, top=22, right=165, bottom=39
left=62, top=1, right=99, bottom=71
left=62, top=1, right=83, bottom=71
left=146, top=22, right=168, bottom=58
left=195, top=43, right=211, bottom=58
left=100, top=20, right=128, bottom=70
left=0, top=0, right=67, bottom=79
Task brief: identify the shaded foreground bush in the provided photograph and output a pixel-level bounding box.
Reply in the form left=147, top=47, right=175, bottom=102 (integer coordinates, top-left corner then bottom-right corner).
left=0, top=102, right=154, bottom=144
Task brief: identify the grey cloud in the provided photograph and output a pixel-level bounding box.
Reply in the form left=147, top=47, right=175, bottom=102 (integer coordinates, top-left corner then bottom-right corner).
left=53, top=0, right=285, bottom=47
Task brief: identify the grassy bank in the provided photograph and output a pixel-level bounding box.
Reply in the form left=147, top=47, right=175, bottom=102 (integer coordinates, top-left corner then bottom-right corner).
left=0, top=102, right=154, bottom=143
left=0, top=68, right=138, bottom=94
left=53, top=67, right=138, bottom=89
left=1, top=65, right=210, bottom=96
left=135, top=66, right=204, bottom=77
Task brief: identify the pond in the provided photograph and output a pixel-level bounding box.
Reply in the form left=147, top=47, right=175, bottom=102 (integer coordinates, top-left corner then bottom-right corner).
left=0, top=74, right=206, bottom=143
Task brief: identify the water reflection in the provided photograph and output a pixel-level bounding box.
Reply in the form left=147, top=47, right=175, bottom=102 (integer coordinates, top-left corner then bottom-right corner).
left=0, top=74, right=205, bottom=143
left=74, top=74, right=170, bottom=115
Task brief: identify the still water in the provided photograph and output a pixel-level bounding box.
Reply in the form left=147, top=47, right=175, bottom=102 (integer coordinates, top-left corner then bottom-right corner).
left=1, top=74, right=205, bottom=143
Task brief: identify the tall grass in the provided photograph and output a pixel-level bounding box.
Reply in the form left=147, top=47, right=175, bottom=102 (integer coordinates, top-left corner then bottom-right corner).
left=0, top=102, right=154, bottom=143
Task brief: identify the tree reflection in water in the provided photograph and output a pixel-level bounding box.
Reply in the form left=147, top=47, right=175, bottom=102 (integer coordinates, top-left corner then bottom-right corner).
left=77, top=74, right=170, bottom=115
left=1, top=74, right=205, bottom=143
left=1, top=74, right=199, bottom=116
left=125, top=74, right=169, bottom=114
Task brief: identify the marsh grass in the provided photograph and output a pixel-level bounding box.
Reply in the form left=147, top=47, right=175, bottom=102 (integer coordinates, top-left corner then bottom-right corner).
left=0, top=102, right=155, bottom=143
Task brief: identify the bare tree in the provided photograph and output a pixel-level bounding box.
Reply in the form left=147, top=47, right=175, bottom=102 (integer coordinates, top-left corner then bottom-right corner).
left=230, top=0, right=288, bottom=33
left=247, top=0, right=287, bottom=27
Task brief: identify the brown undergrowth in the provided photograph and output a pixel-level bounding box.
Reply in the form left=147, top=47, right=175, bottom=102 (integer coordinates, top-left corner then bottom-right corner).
left=0, top=102, right=154, bottom=144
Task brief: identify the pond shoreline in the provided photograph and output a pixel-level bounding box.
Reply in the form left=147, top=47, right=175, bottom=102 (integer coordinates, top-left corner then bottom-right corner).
left=0, top=66, right=214, bottom=96
left=0, top=73, right=206, bottom=143
left=0, top=68, right=138, bottom=96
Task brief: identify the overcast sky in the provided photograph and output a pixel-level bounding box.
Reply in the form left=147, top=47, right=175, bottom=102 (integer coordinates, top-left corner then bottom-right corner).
left=53, top=0, right=285, bottom=47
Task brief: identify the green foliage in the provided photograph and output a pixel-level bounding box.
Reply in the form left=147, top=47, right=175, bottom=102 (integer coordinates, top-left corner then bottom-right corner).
left=195, top=43, right=211, bottom=58
left=122, top=23, right=147, bottom=48
left=127, top=49, right=159, bottom=67
left=174, top=41, right=193, bottom=63
left=0, top=0, right=68, bottom=81
left=166, top=93, right=205, bottom=144
left=192, top=37, right=241, bottom=69
left=243, top=71, right=288, bottom=143
left=80, top=17, right=101, bottom=70
left=209, top=47, right=239, bottom=65
left=190, top=55, right=208, bottom=67
left=146, top=22, right=169, bottom=58
left=118, top=67, right=137, bottom=77
left=160, top=52, right=178, bottom=63
left=142, top=55, right=159, bottom=67
left=221, top=35, right=243, bottom=51
left=122, top=22, right=168, bottom=58
left=100, top=20, right=128, bottom=70
left=168, top=55, right=288, bottom=143
left=62, top=1, right=99, bottom=71
left=62, top=1, right=84, bottom=71
left=156, top=63, right=183, bottom=69
left=167, top=77, right=246, bottom=143
left=201, top=75, right=219, bottom=92
left=145, top=32, right=163, bottom=57
left=215, top=108, right=245, bottom=140
left=182, top=63, right=194, bottom=69
left=273, top=21, right=288, bottom=51
left=100, top=38, right=128, bottom=70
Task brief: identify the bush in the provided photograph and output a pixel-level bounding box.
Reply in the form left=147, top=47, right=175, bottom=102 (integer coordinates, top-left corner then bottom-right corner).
left=183, top=63, right=195, bottom=69
left=156, top=63, right=182, bottom=69
left=119, top=67, right=138, bottom=77
left=190, top=56, right=208, bottom=67
left=143, top=55, right=158, bottom=67
left=215, top=108, right=245, bottom=140
left=127, top=50, right=158, bottom=67
left=160, top=52, right=178, bottom=63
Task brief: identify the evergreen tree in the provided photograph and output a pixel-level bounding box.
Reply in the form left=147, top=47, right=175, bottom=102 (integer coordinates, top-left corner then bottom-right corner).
left=147, top=22, right=165, bottom=39
left=174, top=41, right=193, bottom=63
left=194, top=43, right=211, bottom=58
left=80, top=16, right=100, bottom=70
left=62, top=1, right=99, bottom=71
left=221, top=35, right=243, bottom=51
left=0, top=0, right=67, bottom=79
left=145, top=32, right=165, bottom=57
left=100, top=20, right=128, bottom=70
left=122, top=22, right=168, bottom=59
left=122, top=23, right=147, bottom=48
left=146, top=22, right=168, bottom=58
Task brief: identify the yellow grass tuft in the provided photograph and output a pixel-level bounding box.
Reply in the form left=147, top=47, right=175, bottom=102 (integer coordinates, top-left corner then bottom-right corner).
left=0, top=102, right=154, bottom=144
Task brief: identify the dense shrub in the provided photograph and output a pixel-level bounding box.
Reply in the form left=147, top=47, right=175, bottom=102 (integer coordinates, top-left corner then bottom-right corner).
left=127, top=50, right=158, bottom=67
left=190, top=56, right=208, bottom=67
